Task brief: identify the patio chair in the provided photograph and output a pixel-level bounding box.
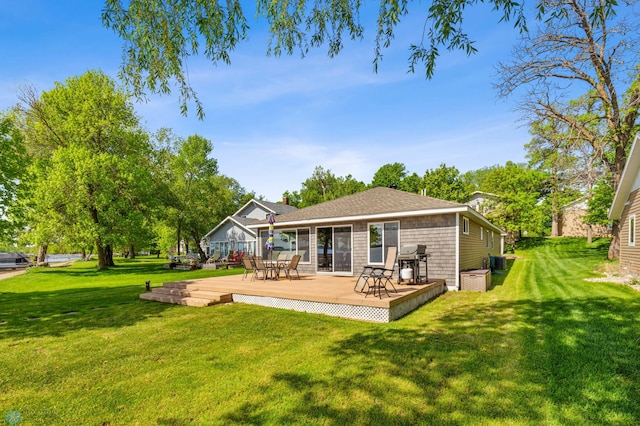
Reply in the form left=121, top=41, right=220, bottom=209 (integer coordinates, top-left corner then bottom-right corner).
left=356, top=246, right=398, bottom=298
left=281, top=255, right=301, bottom=280
left=252, top=256, right=272, bottom=281
left=241, top=256, right=255, bottom=280
left=207, top=250, right=221, bottom=264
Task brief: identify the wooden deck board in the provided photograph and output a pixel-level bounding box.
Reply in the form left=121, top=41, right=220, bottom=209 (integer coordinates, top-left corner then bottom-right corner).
left=160, top=274, right=445, bottom=310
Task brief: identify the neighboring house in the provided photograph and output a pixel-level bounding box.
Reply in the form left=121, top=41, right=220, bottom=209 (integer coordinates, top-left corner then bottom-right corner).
left=202, top=199, right=297, bottom=258
left=466, top=191, right=500, bottom=216
left=559, top=198, right=610, bottom=238
left=609, top=134, right=640, bottom=274
left=249, top=187, right=504, bottom=291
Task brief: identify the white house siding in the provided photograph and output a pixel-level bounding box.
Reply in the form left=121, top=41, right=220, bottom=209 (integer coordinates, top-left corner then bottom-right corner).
left=207, top=221, right=255, bottom=253
left=237, top=204, right=270, bottom=220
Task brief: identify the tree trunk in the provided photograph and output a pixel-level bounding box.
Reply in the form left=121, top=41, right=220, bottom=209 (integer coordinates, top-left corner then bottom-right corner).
left=551, top=211, right=560, bottom=237
left=129, top=244, right=135, bottom=259
left=193, top=234, right=207, bottom=262
left=608, top=222, right=620, bottom=260
left=37, top=245, right=48, bottom=265
left=587, top=225, right=593, bottom=244
left=105, top=244, right=115, bottom=267
left=177, top=222, right=182, bottom=255
left=96, top=240, right=107, bottom=269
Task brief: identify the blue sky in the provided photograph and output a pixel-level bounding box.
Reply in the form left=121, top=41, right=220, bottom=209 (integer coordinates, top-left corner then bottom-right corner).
left=1, top=1, right=529, bottom=202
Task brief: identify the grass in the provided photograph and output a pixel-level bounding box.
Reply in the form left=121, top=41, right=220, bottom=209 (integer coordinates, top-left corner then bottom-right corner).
left=1, top=240, right=639, bottom=425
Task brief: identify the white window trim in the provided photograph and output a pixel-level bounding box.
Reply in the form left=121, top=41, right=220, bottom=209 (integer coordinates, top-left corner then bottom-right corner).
left=462, top=217, right=470, bottom=235
left=480, top=226, right=483, bottom=240
left=630, top=215, right=636, bottom=247
left=367, top=220, right=400, bottom=265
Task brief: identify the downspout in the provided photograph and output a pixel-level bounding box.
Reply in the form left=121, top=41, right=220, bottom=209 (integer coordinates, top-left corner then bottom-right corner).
left=454, top=212, right=460, bottom=291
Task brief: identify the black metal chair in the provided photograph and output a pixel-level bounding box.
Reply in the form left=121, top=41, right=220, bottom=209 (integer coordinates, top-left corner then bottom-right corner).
left=355, top=246, right=398, bottom=297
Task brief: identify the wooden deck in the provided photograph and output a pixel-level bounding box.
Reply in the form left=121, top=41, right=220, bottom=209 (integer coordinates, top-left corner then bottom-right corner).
left=143, top=273, right=446, bottom=322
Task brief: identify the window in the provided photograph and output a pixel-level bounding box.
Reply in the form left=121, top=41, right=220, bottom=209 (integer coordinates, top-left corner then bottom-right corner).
left=260, top=227, right=311, bottom=262
left=486, top=230, right=490, bottom=248
left=491, top=231, right=495, bottom=249
left=462, top=217, right=469, bottom=235
left=368, top=221, right=399, bottom=264
left=630, top=215, right=636, bottom=246
left=317, top=226, right=352, bottom=273
left=480, top=226, right=483, bottom=240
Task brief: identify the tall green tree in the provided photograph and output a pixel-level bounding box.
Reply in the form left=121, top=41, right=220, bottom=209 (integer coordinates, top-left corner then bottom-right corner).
left=295, top=166, right=366, bottom=207
left=19, top=71, right=155, bottom=269
left=164, top=134, right=253, bottom=260
left=496, top=0, right=640, bottom=258
left=0, top=111, right=29, bottom=242
left=526, top=119, right=583, bottom=237
left=482, top=162, right=550, bottom=241
left=101, top=0, right=531, bottom=117
left=370, top=163, right=407, bottom=189
left=422, top=163, right=471, bottom=203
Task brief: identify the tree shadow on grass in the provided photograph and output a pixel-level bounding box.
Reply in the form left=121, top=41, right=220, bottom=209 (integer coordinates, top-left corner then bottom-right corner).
left=0, top=285, right=172, bottom=339
left=220, top=294, right=640, bottom=424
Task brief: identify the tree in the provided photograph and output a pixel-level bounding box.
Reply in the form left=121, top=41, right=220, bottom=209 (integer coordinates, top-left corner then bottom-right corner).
left=526, top=119, right=583, bottom=236
left=496, top=0, right=640, bottom=258
left=19, top=71, right=155, bottom=269
left=422, top=163, right=471, bottom=203
left=101, top=0, right=530, bottom=117
left=162, top=134, right=252, bottom=261
left=296, top=166, right=365, bottom=207
left=0, top=111, right=29, bottom=242
left=482, top=162, right=550, bottom=242
left=370, top=163, right=408, bottom=189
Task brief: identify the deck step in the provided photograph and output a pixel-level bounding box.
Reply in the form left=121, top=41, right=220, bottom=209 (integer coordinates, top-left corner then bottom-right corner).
left=152, top=287, right=232, bottom=303
left=139, top=292, right=216, bottom=307
left=140, top=284, right=233, bottom=307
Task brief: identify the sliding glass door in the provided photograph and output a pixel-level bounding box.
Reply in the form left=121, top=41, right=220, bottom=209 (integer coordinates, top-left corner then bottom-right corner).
left=316, top=226, right=352, bottom=273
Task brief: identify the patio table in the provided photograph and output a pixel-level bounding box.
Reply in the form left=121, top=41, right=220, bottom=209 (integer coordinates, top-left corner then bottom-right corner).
left=263, top=260, right=281, bottom=280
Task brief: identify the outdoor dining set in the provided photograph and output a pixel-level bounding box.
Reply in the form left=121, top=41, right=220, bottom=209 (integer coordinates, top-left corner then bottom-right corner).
left=242, top=253, right=301, bottom=281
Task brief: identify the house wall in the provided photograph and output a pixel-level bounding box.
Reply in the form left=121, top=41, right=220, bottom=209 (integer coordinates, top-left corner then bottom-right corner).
left=459, top=214, right=502, bottom=272
left=619, top=188, right=640, bottom=274
left=257, top=214, right=459, bottom=284
left=237, top=203, right=270, bottom=220
left=558, top=208, right=610, bottom=238
left=399, top=215, right=457, bottom=286
left=207, top=221, right=256, bottom=254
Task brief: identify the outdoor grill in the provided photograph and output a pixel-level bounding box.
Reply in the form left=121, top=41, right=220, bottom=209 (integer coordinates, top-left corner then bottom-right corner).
left=397, top=244, right=429, bottom=284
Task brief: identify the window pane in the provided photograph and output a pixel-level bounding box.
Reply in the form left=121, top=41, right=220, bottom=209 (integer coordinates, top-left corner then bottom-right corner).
left=369, top=224, right=383, bottom=263
left=383, top=222, right=399, bottom=262
left=298, top=229, right=310, bottom=262
left=317, top=227, right=333, bottom=272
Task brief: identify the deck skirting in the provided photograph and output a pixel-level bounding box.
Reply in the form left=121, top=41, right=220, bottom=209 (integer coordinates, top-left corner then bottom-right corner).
left=233, top=281, right=445, bottom=323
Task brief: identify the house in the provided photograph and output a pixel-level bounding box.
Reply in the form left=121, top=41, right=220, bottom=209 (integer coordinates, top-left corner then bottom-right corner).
left=466, top=191, right=500, bottom=216
left=249, top=187, right=504, bottom=291
left=559, top=197, right=610, bottom=238
left=609, top=134, right=640, bottom=274
left=202, top=199, right=297, bottom=258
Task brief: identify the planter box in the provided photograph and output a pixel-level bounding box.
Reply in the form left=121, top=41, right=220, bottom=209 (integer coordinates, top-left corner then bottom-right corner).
left=460, top=269, right=491, bottom=292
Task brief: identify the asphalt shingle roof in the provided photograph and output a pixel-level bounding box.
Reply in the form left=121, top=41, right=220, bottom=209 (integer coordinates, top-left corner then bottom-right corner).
left=255, top=199, right=298, bottom=215
left=253, top=187, right=465, bottom=225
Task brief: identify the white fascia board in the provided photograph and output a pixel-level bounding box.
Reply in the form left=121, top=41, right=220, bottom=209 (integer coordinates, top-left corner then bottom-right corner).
left=204, top=216, right=256, bottom=239
left=246, top=206, right=470, bottom=229
left=247, top=205, right=503, bottom=233
left=610, top=134, right=640, bottom=220
left=455, top=212, right=460, bottom=290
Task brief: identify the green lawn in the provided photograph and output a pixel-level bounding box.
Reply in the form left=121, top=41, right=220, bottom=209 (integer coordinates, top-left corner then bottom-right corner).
left=1, top=240, right=639, bottom=425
